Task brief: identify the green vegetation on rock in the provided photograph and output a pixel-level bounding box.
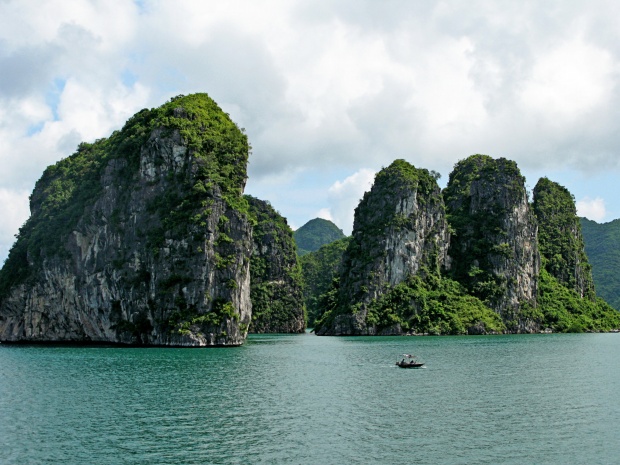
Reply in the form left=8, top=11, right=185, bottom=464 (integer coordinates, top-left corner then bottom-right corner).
left=314, top=267, right=505, bottom=335
left=3, top=95, right=618, bottom=343
left=299, top=237, right=350, bottom=326
left=532, top=266, right=620, bottom=332
left=533, top=178, right=594, bottom=298
left=343, top=159, right=446, bottom=280
left=0, top=93, right=255, bottom=346
left=315, top=159, right=452, bottom=335
left=528, top=178, right=619, bottom=332
left=294, top=218, right=345, bottom=256
left=363, top=271, right=505, bottom=335
left=443, top=154, right=535, bottom=311
left=0, top=94, right=250, bottom=300
left=247, top=196, right=305, bottom=333
left=354, top=159, right=441, bottom=235
left=313, top=155, right=619, bottom=336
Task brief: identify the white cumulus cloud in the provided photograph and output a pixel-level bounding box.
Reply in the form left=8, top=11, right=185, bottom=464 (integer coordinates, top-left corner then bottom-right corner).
left=319, top=169, right=375, bottom=234
left=2, top=0, right=620, bottom=262
left=576, top=196, right=607, bottom=222
left=316, top=208, right=334, bottom=223
left=0, top=189, right=30, bottom=264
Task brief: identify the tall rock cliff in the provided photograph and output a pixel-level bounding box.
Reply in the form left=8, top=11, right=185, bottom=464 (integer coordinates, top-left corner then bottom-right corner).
left=246, top=196, right=305, bottom=333
left=311, top=155, right=618, bottom=335
left=0, top=94, right=253, bottom=346
left=533, top=178, right=595, bottom=299
left=316, top=160, right=451, bottom=335
left=532, top=179, right=619, bottom=332
left=443, top=155, right=539, bottom=323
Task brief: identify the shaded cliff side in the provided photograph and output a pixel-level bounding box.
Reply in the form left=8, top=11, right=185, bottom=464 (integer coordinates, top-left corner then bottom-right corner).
left=443, top=155, right=539, bottom=324
left=530, top=179, right=618, bottom=332
left=0, top=94, right=253, bottom=346
left=316, top=160, right=452, bottom=335
left=533, top=178, right=594, bottom=299
left=299, top=237, right=350, bottom=327
left=246, top=196, right=305, bottom=333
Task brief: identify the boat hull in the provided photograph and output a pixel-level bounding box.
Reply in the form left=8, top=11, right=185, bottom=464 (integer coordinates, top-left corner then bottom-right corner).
left=396, top=362, right=425, bottom=368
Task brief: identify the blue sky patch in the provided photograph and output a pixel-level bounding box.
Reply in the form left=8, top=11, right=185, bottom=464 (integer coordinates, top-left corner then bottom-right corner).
left=133, top=0, right=148, bottom=14
left=26, top=121, right=45, bottom=136
left=121, top=69, right=138, bottom=88
left=45, top=78, right=66, bottom=121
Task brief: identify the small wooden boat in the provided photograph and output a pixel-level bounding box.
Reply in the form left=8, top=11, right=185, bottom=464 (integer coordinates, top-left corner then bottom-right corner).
left=396, top=354, right=425, bottom=368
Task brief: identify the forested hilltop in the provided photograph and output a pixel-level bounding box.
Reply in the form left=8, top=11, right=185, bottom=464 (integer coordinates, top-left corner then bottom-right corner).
left=0, top=94, right=304, bottom=346
left=314, top=156, right=619, bottom=335
left=294, top=218, right=345, bottom=256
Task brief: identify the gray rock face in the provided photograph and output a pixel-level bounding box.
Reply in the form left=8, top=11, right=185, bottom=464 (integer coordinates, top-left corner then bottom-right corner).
left=313, top=155, right=615, bottom=336
left=444, top=155, right=539, bottom=321
left=317, top=160, right=450, bottom=335
left=0, top=94, right=253, bottom=346
left=382, top=193, right=451, bottom=288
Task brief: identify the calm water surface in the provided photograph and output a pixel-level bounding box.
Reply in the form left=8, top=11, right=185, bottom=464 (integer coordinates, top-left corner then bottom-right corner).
left=1, top=333, right=619, bottom=464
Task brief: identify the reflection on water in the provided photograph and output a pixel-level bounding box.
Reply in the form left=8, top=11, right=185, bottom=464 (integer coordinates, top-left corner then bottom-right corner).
left=1, top=333, right=619, bottom=464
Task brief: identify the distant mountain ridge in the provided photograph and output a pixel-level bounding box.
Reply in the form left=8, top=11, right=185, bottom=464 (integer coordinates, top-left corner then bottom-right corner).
left=581, top=218, right=620, bottom=310
left=293, top=218, right=345, bottom=255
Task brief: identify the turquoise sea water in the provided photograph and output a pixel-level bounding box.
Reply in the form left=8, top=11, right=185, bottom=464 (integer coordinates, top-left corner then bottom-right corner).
left=1, top=333, right=619, bottom=464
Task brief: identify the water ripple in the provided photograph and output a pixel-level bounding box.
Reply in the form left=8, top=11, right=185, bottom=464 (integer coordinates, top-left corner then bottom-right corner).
left=1, top=333, right=619, bottom=464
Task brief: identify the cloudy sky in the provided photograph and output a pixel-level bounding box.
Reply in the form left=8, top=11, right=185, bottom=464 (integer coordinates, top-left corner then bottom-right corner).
left=1, top=0, right=620, bottom=263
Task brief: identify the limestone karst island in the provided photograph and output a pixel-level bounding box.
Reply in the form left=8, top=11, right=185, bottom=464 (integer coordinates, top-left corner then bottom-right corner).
left=0, top=93, right=618, bottom=346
